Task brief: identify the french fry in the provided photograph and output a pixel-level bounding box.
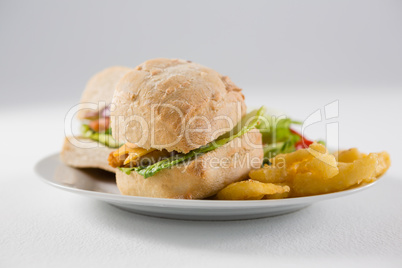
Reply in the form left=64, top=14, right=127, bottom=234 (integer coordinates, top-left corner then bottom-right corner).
left=216, top=180, right=290, bottom=200
left=249, top=165, right=285, bottom=183
left=372, top=151, right=391, bottom=178
left=334, top=148, right=366, bottom=163
left=292, top=154, right=377, bottom=196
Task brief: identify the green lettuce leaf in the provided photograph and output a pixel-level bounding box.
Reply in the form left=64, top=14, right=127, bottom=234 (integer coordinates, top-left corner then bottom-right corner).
left=81, top=125, right=121, bottom=148
left=121, top=106, right=266, bottom=178
left=257, top=113, right=302, bottom=160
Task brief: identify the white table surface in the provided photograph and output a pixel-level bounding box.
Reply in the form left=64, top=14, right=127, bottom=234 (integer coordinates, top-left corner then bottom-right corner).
left=1, top=88, right=401, bottom=267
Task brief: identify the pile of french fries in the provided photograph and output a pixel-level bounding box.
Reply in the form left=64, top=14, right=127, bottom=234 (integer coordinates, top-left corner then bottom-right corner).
left=216, top=143, right=391, bottom=200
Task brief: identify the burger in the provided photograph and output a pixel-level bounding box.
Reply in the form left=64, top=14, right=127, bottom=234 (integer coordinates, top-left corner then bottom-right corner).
left=108, top=58, right=263, bottom=199
left=61, top=66, right=132, bottom=172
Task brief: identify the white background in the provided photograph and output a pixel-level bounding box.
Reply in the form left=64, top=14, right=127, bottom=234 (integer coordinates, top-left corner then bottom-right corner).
left=1, top=0, right=401, bottom=103
left=1, top=1, right=401, bottom=267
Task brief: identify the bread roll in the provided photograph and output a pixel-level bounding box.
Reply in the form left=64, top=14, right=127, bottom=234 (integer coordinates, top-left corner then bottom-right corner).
left=116, top=130, right=263, bottom=199
left=61, top=137, right=116, bottom=173
left=77, top=66, right=132, bottom=119
left=62, top=66, right=131, bottom=172
left=111, top=58, right=246, bottom=153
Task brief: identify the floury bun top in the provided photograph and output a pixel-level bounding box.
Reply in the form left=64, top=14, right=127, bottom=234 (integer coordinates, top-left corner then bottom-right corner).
left=110, top=58, right=247, bottom=153
left=77, top=66, right=132, bottom=119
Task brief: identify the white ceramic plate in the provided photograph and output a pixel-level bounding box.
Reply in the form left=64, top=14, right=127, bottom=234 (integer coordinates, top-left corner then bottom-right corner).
left=35, top=153, right=378, bottom=221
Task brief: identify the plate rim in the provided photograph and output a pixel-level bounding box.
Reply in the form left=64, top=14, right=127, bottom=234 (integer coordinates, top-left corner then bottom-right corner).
left=35, top=153, right=380, bottom=209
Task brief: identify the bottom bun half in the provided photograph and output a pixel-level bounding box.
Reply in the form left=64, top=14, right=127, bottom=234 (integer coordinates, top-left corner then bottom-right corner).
left=116, top=130, right=263, bottom=199
left=60, top=137, right=116, bottom=173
